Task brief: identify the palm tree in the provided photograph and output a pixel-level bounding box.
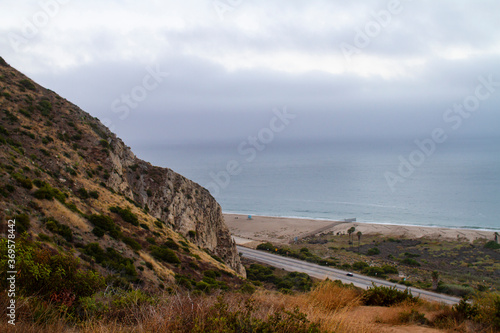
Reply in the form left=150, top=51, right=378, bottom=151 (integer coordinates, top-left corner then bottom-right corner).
left=347, top=227, right=356, bottom=246
left=357, top=231, right=362, bottom=253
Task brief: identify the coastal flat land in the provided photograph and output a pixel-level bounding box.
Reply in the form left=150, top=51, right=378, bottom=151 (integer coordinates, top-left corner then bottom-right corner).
left=224, top=213, right=496, bottom=246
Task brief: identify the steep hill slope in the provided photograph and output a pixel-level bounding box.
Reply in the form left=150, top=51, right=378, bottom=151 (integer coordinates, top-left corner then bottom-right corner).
left=0, top=56, right=245, bottom=291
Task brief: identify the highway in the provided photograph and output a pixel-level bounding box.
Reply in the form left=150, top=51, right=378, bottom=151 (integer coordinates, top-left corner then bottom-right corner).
left=237, top=245, right=461, bottom=305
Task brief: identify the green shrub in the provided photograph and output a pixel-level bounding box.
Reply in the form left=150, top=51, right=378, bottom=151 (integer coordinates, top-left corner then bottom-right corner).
left=401, top=258, right=421, bottom=267
left=352, top=261, right=369, bottom=270
left=150, top=246, right=181, bottom=264
left=76, top=187, right=89, bottom=199
left=367, top=247, right=380, bottom=255
left=362, top=284, right=418, bottom=306
left=19, top=79, right=37, bottom=91
left=12, top=172, right=33, bottom=189
left=188, top=230, right=197, bottom=238
left=382, top=265, right=399, bottom=274
left=163, top=239, right=179, bottom=250
left=37, top=99, right=52, bottom=116
left=122, top=236, right=142, bottom=251
left=33, top=183, right=66, bottom=202
left=99, top=139, right=109, bottom=148
left=38, top=233, right=52, bottom=242
left=92, top=227, right=105, bottom=238
left=43, top=217, right=73, bottom=242
left=257, top=242, right=275, bottom=251
left=89, top=190, right=99, bottom=199
left=13, top=213, right=31, bottom=234
left=87, top=214, right=121, bottom=239
left=240, top=282, right=256, bottom=294
left=362, top=266, right=386, bottom=277
left=437, top=284, right=475, bottom=297
left=485, top=241, right=500, bottom=250
left=204, top=270, right=222, bottom=279
left=0, top=236, right=104, bottom=304
left=109, top=206, right=139, bottom=226
left=83, top=243, right=137, bottom=281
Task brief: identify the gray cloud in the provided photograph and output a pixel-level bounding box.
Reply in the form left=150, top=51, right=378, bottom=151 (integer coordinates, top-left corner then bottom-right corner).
left=1, top=0, right=499, bottom=147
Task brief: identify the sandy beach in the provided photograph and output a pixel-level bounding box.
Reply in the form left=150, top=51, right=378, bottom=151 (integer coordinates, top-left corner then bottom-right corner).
left=224, top=213, right=497, bottom=247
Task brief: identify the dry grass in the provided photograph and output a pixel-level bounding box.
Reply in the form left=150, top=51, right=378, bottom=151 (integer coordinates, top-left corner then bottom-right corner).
left=2, top=280, right=498, bottom=333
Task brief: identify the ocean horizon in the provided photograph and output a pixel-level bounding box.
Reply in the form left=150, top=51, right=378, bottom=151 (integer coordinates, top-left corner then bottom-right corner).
left=134, top=137, right=500, bottom=231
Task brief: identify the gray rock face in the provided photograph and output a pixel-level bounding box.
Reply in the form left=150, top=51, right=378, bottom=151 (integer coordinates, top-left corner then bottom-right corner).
left=106, top=136, right=245, bottom=276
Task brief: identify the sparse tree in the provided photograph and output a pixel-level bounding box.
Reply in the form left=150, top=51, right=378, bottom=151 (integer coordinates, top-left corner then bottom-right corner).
left=347, top=227, right=356, bottom=246
left=357, top=231, right=362, bottom=253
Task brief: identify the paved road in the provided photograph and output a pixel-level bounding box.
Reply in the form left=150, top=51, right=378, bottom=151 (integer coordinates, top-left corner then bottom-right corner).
left=237, top=246, right=461, bottom=305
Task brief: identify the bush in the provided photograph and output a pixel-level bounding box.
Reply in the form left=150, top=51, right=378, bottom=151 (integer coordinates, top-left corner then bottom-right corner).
left=19, top=79, right=37, bottom=91
left=401, top=258, right=421, bottom=267
left=13, top=214, right=31, bottom=234
left=352, top=261, right=369, bottom=270
left=367, top=247, right=380, bottom=255
left=88, top=214, right=121, bottom=239
left=362, top=266, right=386, bottom=277
left=163, top=239, right=179, bottom=250
left=33, top=183, right=66, bottom=202
left=188, top=230, right=197, bottom=237
left=76, top=187, right=89, bottom=199
left=109, top=206, right=139, bottom=226
left=240, top=282, right=256, bottom=294
left=92, top=227, right=105, bottom=238
left=37, top=99, right=52, bottom=116
left=150, top=246, right=181, bottom=264
left=485, top=241, right=500, bottom=250
left=437, top=284, right=475, bottom=297
left=83, top=243, right=137, bottom=281
left=382, top=265, right=399, bottom=274
left=257, top=242, right=275, bottom=251
left=362, top=284, right=418, bottom=306
left=89, top=190, right=99, bottom=199
left=43, top=217, right=73, bottom=242
left=122, top=236, right=142, bottom=251
left=0, top=236, right=105, bottom=305
left=12, top=172, right=33, bottom=189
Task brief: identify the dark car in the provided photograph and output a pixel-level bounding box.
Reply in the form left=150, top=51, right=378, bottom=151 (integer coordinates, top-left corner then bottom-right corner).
left=346, top=272, right=353, bottom=277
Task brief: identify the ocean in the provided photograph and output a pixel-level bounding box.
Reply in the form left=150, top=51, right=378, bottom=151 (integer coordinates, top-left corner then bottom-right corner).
left=134, top=137, right=500, bottom=231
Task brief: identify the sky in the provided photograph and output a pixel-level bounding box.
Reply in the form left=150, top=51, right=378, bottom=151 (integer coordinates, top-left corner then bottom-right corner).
left=1, top=0, right=500, bottom=148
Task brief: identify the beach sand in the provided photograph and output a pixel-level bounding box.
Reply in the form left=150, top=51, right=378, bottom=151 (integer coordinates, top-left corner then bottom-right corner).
left=224, top=213, right=497, bottom=247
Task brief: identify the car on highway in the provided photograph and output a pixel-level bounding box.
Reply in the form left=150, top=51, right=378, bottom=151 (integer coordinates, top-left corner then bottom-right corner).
left=346, top=272, right=353, bottom=277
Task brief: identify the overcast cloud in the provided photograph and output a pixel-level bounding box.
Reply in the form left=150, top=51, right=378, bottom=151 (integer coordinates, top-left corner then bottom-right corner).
left=1, top=0, right=500, bottom=147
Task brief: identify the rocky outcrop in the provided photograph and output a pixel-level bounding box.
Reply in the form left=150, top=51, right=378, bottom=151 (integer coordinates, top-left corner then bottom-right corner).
left=105, top=135, right=245, bottom=276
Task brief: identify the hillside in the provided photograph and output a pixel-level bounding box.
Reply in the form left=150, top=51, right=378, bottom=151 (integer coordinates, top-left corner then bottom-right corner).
left=0, top=56, right=244, bottom=294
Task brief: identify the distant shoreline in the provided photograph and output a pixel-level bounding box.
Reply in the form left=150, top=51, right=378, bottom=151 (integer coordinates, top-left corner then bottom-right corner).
left=224, top=213, right=498, bottom=246
left=222, top=211, right=500, bottom=232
